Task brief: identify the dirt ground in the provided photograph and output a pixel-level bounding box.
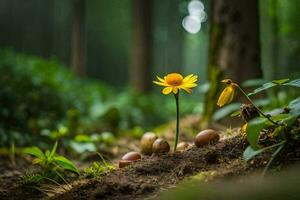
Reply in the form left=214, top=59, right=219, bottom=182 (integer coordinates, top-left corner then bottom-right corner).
left=0, top=135, right=246, bottom=200
left=1, top=123, right=299, bottom=200
left=50, top=136, right=245, bottom=200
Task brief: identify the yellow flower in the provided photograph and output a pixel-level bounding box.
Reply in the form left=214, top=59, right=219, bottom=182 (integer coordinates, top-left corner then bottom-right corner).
left=217, top=79, right=237, bottom=107
left=153, top=73, right=198, bottom=95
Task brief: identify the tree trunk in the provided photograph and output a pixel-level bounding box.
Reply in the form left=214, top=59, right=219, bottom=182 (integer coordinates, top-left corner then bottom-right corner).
left=261, top=0, right=278, bottom=81
left=203, top=0, right=262, bottom=122
left=71, top=0, right=86, bottom=76
left=130, top=0, right=152, bottom=92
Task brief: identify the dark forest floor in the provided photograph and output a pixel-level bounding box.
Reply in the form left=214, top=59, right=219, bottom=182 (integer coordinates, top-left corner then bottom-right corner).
left=1, top=117, right=300, bottom=200
left=0, top=135, right=275, bottom=200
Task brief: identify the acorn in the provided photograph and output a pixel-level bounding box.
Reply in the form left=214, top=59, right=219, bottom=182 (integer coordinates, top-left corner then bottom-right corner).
left=140, top=132, right=158, bottom=155
left=119, top=151, right=141, bottom=168
left=176, top=142, right=191, bottom=151
left=152, top=138, right=170, bottom=154
left=194, top=129, right=220, bottom=147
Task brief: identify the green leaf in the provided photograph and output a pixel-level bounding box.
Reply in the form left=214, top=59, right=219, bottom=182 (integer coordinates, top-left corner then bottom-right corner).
left=287, top=97, right=300, bottom=124
left=74, top=134, right=92, bottom=143
left=50, top=141, right=58, bottom=159
left=248, top=78, right=300, bottom=96
left=45, top=150, right=50, bottom=158
left=54, top=156, right=79, bottom=174
left=248, top=82, right=277, bottom=96
left=241, top=79, right=267, bottom=87
left=32, top=158, right=42, bottom=164
left=69, top=141, right=96, bottom=154
left=272, top=78, right=290, bottom=85
left=262, top=142, right=285, bottom=176
left=243, top=141, right=285, bottom=161
left=23, top=146, right=45, bottom=159
left=212, top=103, right=241, bottom=121
left=278, top=97, right=300, bottom=126
left=284, top=78, right=300, bottom=87
left=272, top=113, right=296, bottom=126
left=288, top=97, right=300, bottom=116
left=230, top=110, right=240, bottom=117
left=245, top=97, right=300, bottom=149
left=246, top=117, right=270, bottom=149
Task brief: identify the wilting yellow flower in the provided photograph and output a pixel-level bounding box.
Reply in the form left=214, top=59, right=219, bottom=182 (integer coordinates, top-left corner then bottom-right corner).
left=153, top=73, right=198, bottom=95
left=217, top=79, right=237, bottom=107
left=241, top=123, right=248, bottom=136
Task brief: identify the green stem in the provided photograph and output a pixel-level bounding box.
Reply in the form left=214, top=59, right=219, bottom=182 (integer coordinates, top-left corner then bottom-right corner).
left=174, top=92, right=179, bottom=152
left=236, top=85, right=279, bottom=126
left=261, top=141, right=285, bottom=177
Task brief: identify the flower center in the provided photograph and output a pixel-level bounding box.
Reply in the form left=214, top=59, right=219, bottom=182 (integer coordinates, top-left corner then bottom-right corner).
left=165, top=73, right=183, bottom=86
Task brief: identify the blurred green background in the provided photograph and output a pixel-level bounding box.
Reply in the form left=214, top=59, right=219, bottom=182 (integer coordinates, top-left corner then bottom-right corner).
left=0, top=0, right=300, bottom=149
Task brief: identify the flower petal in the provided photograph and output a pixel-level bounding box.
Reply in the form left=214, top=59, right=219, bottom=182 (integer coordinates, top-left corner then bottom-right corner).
left=183, top=74, right=194, bottom=82
left=172, top=87, right=178, bottom=94
left=156, top=76, right=165, bottom=83
left=182, top=83, right=197, bottom=88
left=162, top=87, right=173, bottom=95
left=187, top=76, right=198, bottom=83
left=217, top=86, right=235, bottom=107
left=180, top=86, right=192, bottom=93
left=153, top=81, right=169, bottom=86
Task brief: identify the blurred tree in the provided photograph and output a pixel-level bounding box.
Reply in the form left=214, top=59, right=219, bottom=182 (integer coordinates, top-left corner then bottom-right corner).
left=273, top=0, right=300, bottom=79
left=260, top=0, right=278, bottom=81
left=130, top=0, right=152, bottom=92
left=267, top=0, right=278, bottom=80
left=203, top=0, right=262, bottom=122
left=71, top=0, right=86, bottom=76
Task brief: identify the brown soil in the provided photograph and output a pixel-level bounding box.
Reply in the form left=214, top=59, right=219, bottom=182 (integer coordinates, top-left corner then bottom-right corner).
left=2, top=132, right=299, bottom=200
left=51, top=135, right=249, bottom=200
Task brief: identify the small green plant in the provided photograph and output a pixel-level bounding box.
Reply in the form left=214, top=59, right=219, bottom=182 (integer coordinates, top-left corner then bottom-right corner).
left=83, top=162, right=106, bottom=178
left=23, top=141, right=79, bottom=175
left=21, top=171, right=72, bottom=196
left=83, top=153, right=115, bottom=178
left=216, top=78, right=300, bottom=175
left=21, top=172, right=45, bottom=185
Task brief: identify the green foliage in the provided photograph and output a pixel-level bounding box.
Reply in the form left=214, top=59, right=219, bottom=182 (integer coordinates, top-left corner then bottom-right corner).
left=241, top=79, right=268, bottom=87
left=212, top=99, right=269, bottom=121
left=213, top=78, right=300, bottom=122
left=83, top=162, right=106, bottom=178
left=246, top=96, right=300, bottom=151
left=23, top=141, right=79, bottom=174
left=215, top=77, right=300, bottom=175
left=70, top=132, right=115, bottom=154
left=212, top=103, right=241, bottom=121
left=241, top=80, right=300, bottom=175
left=243, top=141, right=285, bottom=161
left=0, top=49, right=200, bottom=150
left=0, top=49, right=105, bottom=147
left=248, top=78, right=300, bottom=96
left=246, top=118, right=270, bottom=150
left=83, top=153, right=115, bottom=178
left=21, top=172, right=45, bottom=185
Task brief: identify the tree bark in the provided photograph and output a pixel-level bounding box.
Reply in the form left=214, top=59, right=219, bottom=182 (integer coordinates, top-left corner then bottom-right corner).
left=71, top=0, right=86, bottom=76
left=203, top=0, right=262, bottom=122
left=130, top=0, right=152, bottom=92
